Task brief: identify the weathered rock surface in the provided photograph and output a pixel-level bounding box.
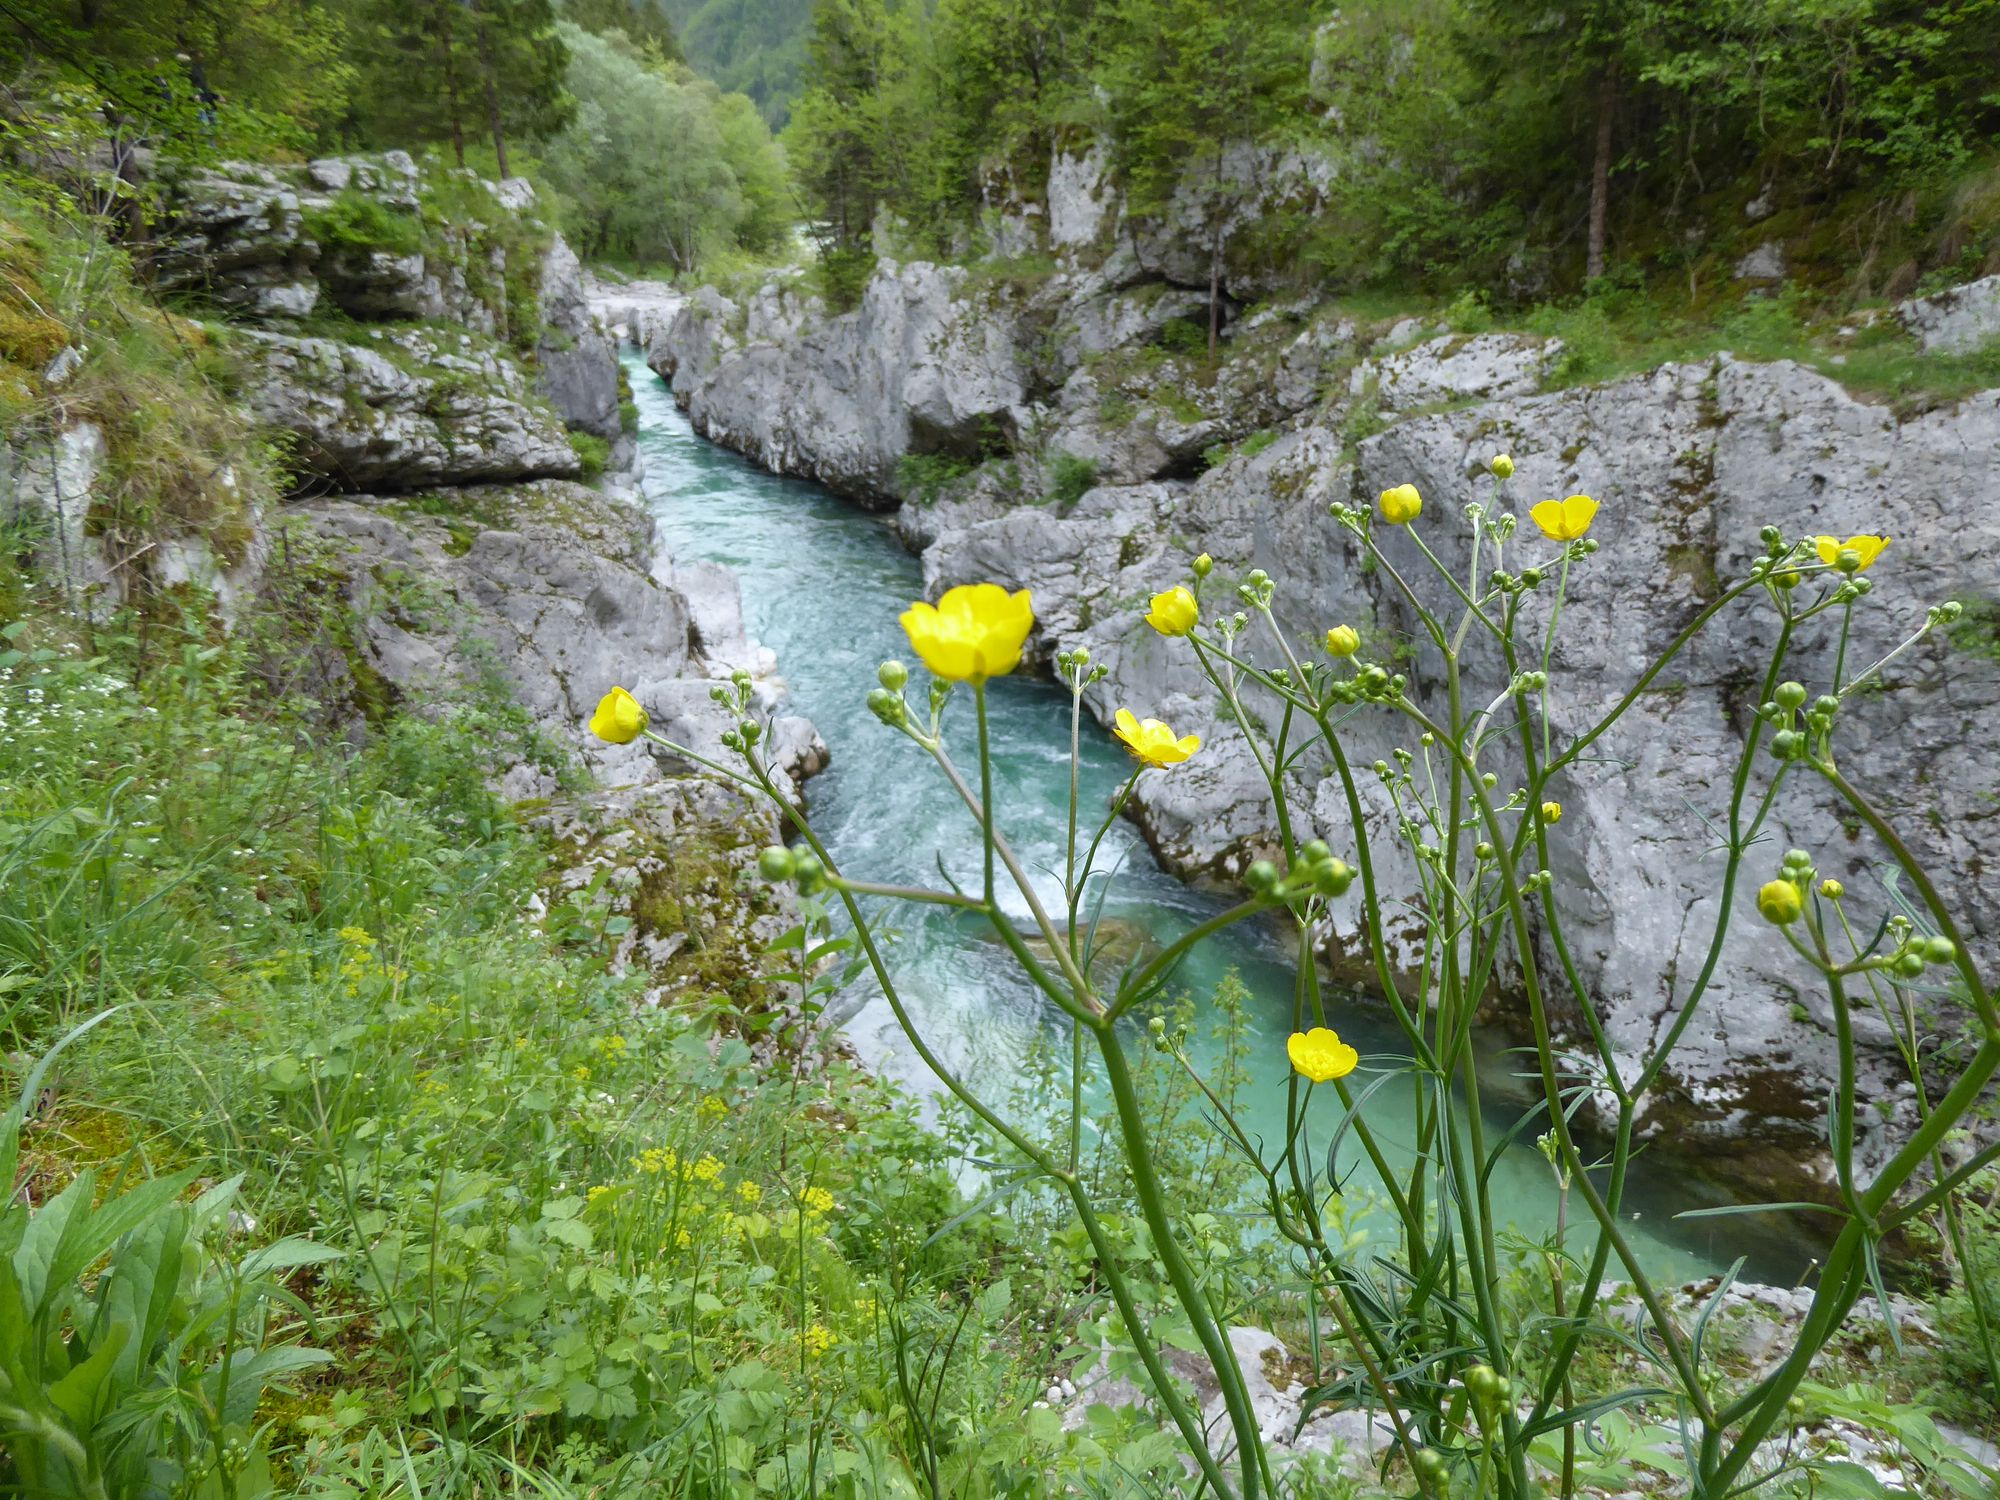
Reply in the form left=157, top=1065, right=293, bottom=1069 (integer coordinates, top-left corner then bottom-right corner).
left=156, top=154, right=621, bottom=485
left=233, top=327, right=581, bottom=491
left=655, top=263, right=1033, bottom=505
left=654, top=175, right=2000, bottom=1203
left=1897, top=272, right=2000, bottom=354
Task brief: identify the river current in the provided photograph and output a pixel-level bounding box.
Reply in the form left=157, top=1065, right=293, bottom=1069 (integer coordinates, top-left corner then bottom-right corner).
left=628, top=353, right=1797, bottom=1286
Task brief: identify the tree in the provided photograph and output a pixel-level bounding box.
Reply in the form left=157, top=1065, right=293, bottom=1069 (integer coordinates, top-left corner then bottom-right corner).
left=346, top=0, right=571, bottom=170
left=540, top=22, right=783, bottom=268
left=1096, top=0, right=1317, bottom=352
left=787, top=0, right=897, bottom=252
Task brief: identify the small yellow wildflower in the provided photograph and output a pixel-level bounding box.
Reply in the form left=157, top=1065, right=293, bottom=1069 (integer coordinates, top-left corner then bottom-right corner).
left=1287, top=1027, right=1359, bottom=1083
left=1757, top=880, right=1803, bottom=925
left=1324, top=624, right=1359, bottom=658
left=802, top=1324, right=835, bottom=1358
left=337, top=926, right=376, bottom=948
left=1378, top=483, right=1423, bottom=525
left=674, top=1227, right=692, bottom=1248
left=1112, top=708, right=1202, bottom=768
left=1530, top=494, right=1598, bottom=541
left=736, top=1180, right=762, bottom=1205
left=1144, top=585, right=1198, bottom=637
left=596, top=1035, right=628, bottom=1056
left=586, top=1184, right=615, bottom=1206
left=1541, top=800, right=1562, bottom=824
left=571, top=1065, right=591, bottom=1082
left=1813, top=534, right=1889, bottom=572
left=802, top=1185, right=836, bottom=1216
left=898, top=583, right=1034, bottom=682
left=634, top=1146, right=678, bottom=1175
left=589, top=686, right=648, bottom=744
left=697, top=1093, right=729, bottom=1123
left=691, top=1154, right=724, bottom=1183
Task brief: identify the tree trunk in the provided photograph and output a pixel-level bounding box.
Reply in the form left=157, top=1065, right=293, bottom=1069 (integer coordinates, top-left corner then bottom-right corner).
left=1586, top=69, right=1615, bottom=283
left=475, top=13, right=509, bottom=177
left=435, top=0, right=467, bottom=169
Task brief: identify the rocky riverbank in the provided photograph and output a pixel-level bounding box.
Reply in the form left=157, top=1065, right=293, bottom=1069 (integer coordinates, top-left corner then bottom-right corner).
left=644, top=147, right=2000, bottom=1207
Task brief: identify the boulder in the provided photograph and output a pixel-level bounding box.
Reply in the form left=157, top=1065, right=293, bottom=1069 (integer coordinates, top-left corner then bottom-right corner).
left=1896, top=272, right=2000, bottom=354
left=233, top=327, right=580, bottom=491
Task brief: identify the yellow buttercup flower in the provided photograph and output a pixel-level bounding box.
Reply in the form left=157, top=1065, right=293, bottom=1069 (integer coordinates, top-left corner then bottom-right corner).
left=1541, top=800, right=1562, bottom=824
left=1287, top=1027, right=1358, bottom=1083
left=590, top=686, right=648, bottom=744
left=899, top=583, right=1034, bottom=682
left=1814, top=534, right=1889, bottom=572
left=1378, top=484, right=1423, bottom=525
left=1530, top=494, right=1598, bottom=541
left=1145, top=585, right=1199, bottom=637
left=1324, top=625, right=1360, bottom=658
left=1113, top=709, right=1202, bottom=768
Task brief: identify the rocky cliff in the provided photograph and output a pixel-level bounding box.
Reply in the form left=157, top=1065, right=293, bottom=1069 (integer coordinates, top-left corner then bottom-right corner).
left=4, top=151, right=819, bottom=1015
left=649, top=150, right=2000, bottom=1201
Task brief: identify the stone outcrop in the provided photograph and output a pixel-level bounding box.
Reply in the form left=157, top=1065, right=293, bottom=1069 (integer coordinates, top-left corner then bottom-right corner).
left=155, top=154, right=621, bottom=489
left=652, top=150, right=2000, bottom=1204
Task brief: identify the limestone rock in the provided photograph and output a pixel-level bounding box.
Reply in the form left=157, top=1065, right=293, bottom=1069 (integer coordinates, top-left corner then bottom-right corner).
left=233, top=327, right=580, bottom=491
left=1358, top=332, right=1562, bottom=415
left=1896, top=272, right=2000, bottom=354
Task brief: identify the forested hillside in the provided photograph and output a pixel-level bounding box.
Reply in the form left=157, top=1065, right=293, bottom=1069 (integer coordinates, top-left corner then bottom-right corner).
left=0, top=0, right=782, bottom=271
left=789, top=0, right=2000, bottom=310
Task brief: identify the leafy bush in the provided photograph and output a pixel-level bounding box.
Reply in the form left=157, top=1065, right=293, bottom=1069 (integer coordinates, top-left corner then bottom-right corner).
left=894, top=452, right=973, bottom=505
left=301, top=189, right=424, bottom=258
left=1044, top=451, right=1098, bottom=508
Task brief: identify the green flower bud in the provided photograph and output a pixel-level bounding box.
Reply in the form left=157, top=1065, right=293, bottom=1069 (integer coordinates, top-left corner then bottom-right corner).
left=739, top=720, right=762, bottom=745
left=867, top=688, right=907, bottom=727
left=758, top=846, right=798, bottom=882
left=1757, top=879, right=1802, bottom=925
left=1759, top=525, right=1783, bottom=548
left=1770, top=729, right=1800, bottom=758
left=1924, top=936, right=1956, bottom=964
left=1148, top=1015, right=1167, bottom=1037
left=1412, top=1447, right=1450, bottom=1481
left=878, top=659, right=909, bottom=691
left=1475, top=841, right=1495, bottom=860
left=1784, top=848, right=1814, bottom=870
left=1315, top=859, right=1355, bottom=898
left=1836, top=547, right=1863, bottom=573
left=793, top=852, right=826, bottom=893
left=1520, top=567, right=1543, bottom=587
left=1774, top=681, right=1808, bottom=711
left=1192, top=552, right=1214, bottom=578
left=1814, top=695, right=1840, bottom=715
left=1245, top=860, right=1280, bottom=895
left=1818, top=878, right=1843, bottom=900
left=1491, top=453, right=1515, bottom=479
left=1299, top=839, right=1332, bottom=867
left=1774, top=569, right=1802, bottom=589
left=1893, top=951, right=1926, bottom=979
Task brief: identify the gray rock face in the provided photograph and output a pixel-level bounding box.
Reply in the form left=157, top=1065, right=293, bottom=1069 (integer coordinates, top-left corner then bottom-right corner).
left=659, top=181, right=2000, bottom=1200
left=156, top=153, right=621, bottom=470
left=233, top=327, right=581, bottom=490
left=297, top=481, right=822, bottom=798
left=586, top=274, right=684, bottom=352
left=1897, top=272, right=2000, bottom=354
left=655, top=263, right=1032, bottom=504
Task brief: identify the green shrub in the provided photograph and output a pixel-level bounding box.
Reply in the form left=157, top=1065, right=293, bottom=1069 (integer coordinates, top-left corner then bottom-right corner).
left=567, top=428, right=612, bottom=477
left=894, top=451, right=974, bottom=505
left=302, top=188, right=424, bottom=258
left=1044, top=450, right=1098, bottom=507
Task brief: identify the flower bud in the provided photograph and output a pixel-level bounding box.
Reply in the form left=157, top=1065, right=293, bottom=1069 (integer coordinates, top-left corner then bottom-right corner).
left=1818, top=878, right=1843, bottom=900
left=1520, top=567, right=1542, bottom=588
left=1475, top=841, right=1495, bottom=861
left=1924, top=936, right=1956, bottom=964
left=1148, top=1015, right=1167, bottom=1037
left=1482, top=772, right=1498, bottom=788
left=1540, top=800, right=1562, bottom=824
left=739, top=720, right=762, bottom=745
left=1774, top=569, right=1801, bottom=589
left=1192, top=552, right=1213, bottom=578
left=1759, top=525, right=1783, bottom=548
left=1757, top=879, right=1802, bottom=925
left=1299, top=839, right=1332, bottom=867
left=1314, top=859, right=1355, bottom=897
left=1491, top=453, right=1515, bottom=479
left=1245, top=860, right=1280, bottom=894
left=867, top=688, right=907, bottom=727
left=1770, top=729, right=1800, bottom=759
left=1774, top=681, right=1807, bottom=711
left=1893, top=951, right=1926, bottom=978
left=793, top=852, right=826, bottom=893
left=1783, top=848, right=1813, bottom=870
left=878, top=659, right=909, bottom=691
left=1324, top=624, right=1360, bottom=658
left=1836, top=547, right=1863, bottom=573
left=757, top=846, right=798, bottom=882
